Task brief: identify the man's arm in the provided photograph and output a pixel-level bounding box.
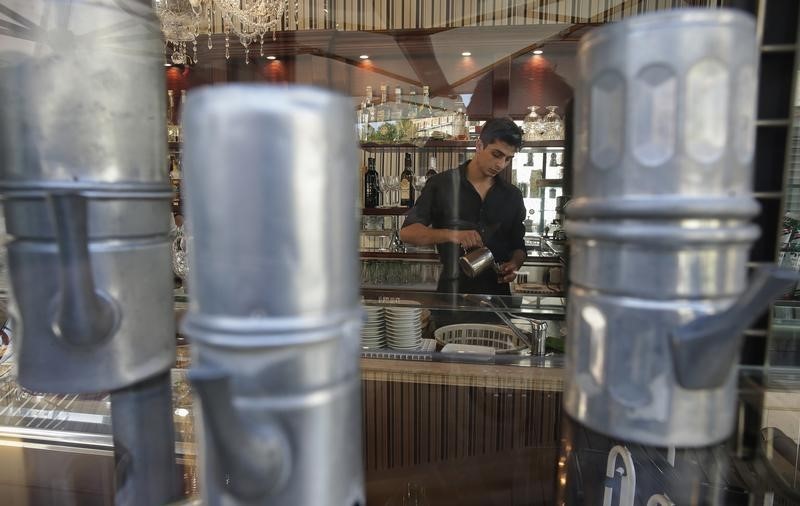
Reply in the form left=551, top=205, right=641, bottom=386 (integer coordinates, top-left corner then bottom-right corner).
left=399, top=223, right=483, bottom=249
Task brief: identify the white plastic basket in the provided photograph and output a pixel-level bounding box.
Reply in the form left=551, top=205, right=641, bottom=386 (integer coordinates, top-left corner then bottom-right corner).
left=434, top=324, right=528, bottom=354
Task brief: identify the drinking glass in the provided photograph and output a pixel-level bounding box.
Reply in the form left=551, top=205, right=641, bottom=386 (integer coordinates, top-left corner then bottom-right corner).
left=522, top=105, right=540, bottom=141
left=413, top=175, right=427, bottom=194
left=378, top=176, right=391, bottom=207
left=386, top=175, right=400, bottom=207
left=544, top=106, right=563, bottom=140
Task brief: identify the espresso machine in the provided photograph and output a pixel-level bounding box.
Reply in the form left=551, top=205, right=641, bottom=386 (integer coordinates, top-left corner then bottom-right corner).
left=181, top=85, right=365, bottom=505
left=0, top=1, right=179, bottom=503
left=564, top=9, right=796, bottom=447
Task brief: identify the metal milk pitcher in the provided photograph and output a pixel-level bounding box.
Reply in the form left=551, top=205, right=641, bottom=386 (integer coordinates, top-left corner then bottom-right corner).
left=181, top=85, right=364, bottom=506
left=563, top=9, right=796, bottom=447
left=0, top=0, right=175, bottom=394
left=459, top=246, right=501, bottom=278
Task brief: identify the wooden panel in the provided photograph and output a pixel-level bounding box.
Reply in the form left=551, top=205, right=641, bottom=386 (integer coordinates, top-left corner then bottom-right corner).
left=360, top=372, right=563, bottom=472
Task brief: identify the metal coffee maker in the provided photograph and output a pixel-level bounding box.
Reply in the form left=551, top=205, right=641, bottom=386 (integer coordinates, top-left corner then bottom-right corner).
left=0, top=1, right=178, bottom=503
left=181, top=85, right=365, bottom=505
left=563, top=9, right=796, bottom=447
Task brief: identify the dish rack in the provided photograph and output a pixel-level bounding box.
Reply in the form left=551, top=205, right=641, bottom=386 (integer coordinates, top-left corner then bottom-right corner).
left=434, top=324, right=528, bottom=354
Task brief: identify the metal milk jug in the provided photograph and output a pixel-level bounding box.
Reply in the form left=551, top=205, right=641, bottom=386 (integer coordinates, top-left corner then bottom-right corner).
left=563, top=9, right=796, bottom=447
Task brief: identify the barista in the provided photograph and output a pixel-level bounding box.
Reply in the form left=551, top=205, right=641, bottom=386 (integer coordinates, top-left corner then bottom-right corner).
left=399, top=118, right=527, bottom=297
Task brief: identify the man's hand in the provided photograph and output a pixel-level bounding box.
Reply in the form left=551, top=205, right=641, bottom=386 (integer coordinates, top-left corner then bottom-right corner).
left=451, top=230, right=483, bottom=250
left=497, top=261, right=519, bottom=284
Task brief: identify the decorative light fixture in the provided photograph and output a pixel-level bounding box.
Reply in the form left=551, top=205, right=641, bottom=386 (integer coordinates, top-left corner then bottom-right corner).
left=154, top=0, right=305, bottom=65
left=154, top=0, right=204, bottom=65
left=216, top=0, right=293, bottom=63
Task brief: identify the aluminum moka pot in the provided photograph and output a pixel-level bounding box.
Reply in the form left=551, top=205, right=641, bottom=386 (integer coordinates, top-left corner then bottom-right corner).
left=181, top=85, right=364, bottom=506
left=563, top=9, right=796, bottom=447
left=0, top=0, right=175, bottom=394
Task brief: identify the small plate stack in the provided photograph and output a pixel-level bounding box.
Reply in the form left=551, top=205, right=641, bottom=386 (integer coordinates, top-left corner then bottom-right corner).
left=361, top=305, right=385, bottom=349
left=385, top=302, right=423, bottom=350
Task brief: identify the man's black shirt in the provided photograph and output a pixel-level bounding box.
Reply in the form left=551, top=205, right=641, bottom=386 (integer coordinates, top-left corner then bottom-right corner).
left=402, top=162, right=527, bottom=295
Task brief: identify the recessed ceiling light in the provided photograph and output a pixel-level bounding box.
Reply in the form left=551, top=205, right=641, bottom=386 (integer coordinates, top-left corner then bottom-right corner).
left=164, top=63, right=172, bottom=67
left=461, top=51, right=472, bottom=57
left=266, top=55, right=276, bottom=60
left=359, top=54, right=369, bottom=59
left=533, top=49, right=543, bottom=55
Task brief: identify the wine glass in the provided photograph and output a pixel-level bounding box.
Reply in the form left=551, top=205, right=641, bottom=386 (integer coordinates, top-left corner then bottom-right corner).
left=544, top=106, right=563, bottom=140
left=413, top=175, right=427, bottom=194
left=378, top=176, right=391, bottom=207
left=386, top=175, right=400, bottom=207
left=523, top=105, right=540, bottom=141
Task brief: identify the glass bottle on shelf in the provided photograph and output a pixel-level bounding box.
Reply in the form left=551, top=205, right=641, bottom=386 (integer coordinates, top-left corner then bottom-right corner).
left=360, top=86, right=374, bottom=142
left=376, top=84, right=389, bottom=122
left=406, top=89, right=418, bottom=119
left=393, top=87, right=414, bottom=142
left=166, top=90, right=177, bottom=143
left=419, top=85, right=433, bottom=119
left=425, top=155, right=438, bottom=177
left=364, top=157, right=380, bottom=208
left=391, top=87, right=405, bottom=121
left=453, top=106, right=467, bottom=140
left=400, top=153, right=415, bottom=207
left=176, top=90, right=186, bottom=142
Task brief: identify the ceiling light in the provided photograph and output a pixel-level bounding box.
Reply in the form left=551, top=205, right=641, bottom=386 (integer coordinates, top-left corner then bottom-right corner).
left=164, top=63, right=172, bottom=67
left=359, top=54, right=369, bottom=59
left=533, top=49, right=543, bottom=55
left=461, top=51, right=472, bottom=57
left=266, top=55, right=276, bottom=60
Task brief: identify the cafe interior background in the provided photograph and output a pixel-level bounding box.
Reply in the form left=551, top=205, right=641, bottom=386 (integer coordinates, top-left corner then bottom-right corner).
left=0, top=0, right=799, bottom=504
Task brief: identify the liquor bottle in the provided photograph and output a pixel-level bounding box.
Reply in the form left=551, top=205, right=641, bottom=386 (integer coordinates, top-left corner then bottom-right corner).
left=177, top=90, right=187, bottom=142
left=425, top=155, right=438, bottom=177
left=391, top=87, right=405, bottom=121
left=400, top=153, right=415, bottom=207
left=406, top=89, right=418, bottom=119
left=363, top=85, right=374, bottom=123
left=168, top=155, right=181, bottom=207
left=166, top=90, right=177, bottom=142
left=364, top=157, right=380, bottom=208
left=360, top=86, right=374, bottom=142
left=418, top=86, right=433, bottom=118
left=376, top=84, right=389, bottom=122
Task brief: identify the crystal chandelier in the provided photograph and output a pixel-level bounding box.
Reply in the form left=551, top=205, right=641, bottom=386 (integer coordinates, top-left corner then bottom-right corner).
left=154, top=0, right=300, bottom=65
left=215, top=0, right=290, bottom=63
left=154, top=0, right=204, bottom=64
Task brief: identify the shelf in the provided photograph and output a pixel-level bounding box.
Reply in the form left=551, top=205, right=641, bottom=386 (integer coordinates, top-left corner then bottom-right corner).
left=363, top=207, right=412, bottom=215
left=360, top=140, right=564, bottom=151
left=535, top=179, right=564, bottom=187
left=361, top=251, right=439, bottom=261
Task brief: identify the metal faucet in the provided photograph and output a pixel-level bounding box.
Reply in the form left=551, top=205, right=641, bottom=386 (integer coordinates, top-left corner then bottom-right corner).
left=462, top=294, right=533, bottom=351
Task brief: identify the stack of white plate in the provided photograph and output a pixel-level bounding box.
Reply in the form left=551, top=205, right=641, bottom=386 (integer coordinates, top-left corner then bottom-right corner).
left=385, top=303, right=423, bottom=350
left=361, top=305, right=385, bottom=349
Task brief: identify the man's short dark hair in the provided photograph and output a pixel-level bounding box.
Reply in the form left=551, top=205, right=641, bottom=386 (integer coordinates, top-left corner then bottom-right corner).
left=479, top=117, right=523, bottom=151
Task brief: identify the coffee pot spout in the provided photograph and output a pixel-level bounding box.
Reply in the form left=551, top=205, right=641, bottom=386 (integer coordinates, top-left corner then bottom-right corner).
left=189, top=368, right=290, bottom=501
left=670, top=265, right=798, bottom=390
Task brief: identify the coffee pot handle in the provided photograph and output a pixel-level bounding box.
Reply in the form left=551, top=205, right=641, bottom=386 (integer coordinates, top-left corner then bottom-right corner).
left=48, top=192, right=118, bottom=347
left=670, top=265, right=797, bottom=390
